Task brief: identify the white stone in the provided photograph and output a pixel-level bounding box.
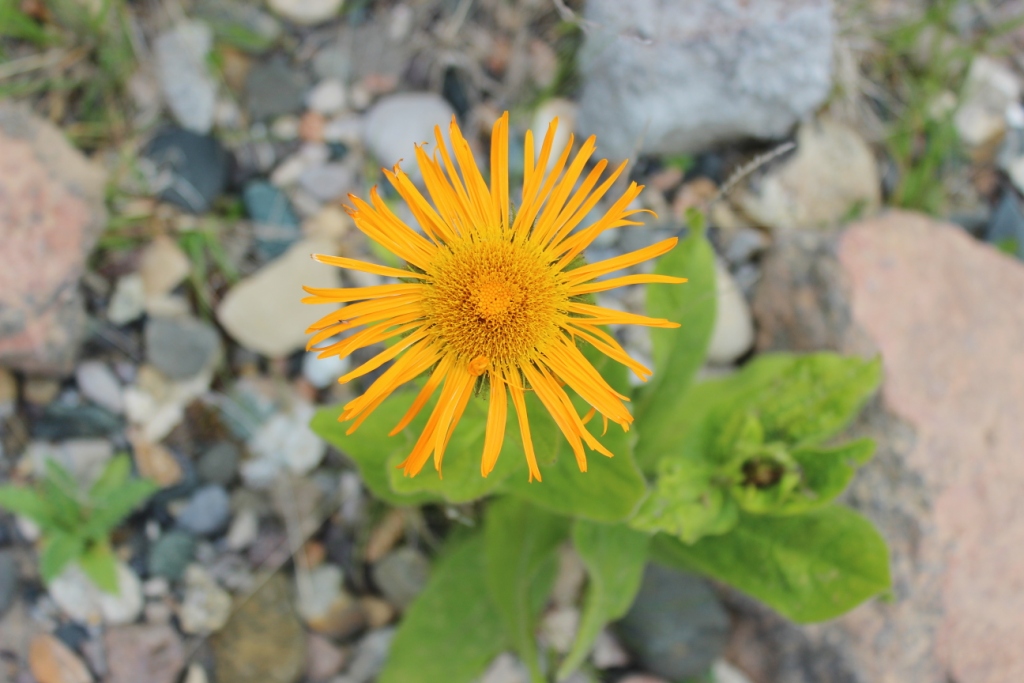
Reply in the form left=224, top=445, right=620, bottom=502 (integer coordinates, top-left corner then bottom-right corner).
left=735, top=117, right=880, bottom=230
left=50, top=562, right=143, bottom=625
left=271, top=115, right=301, bottom=141
left=154, top=21, right=217, bottom=134
left=76, top=361, right=124, bottom=414
left=323, top=114, right=364, bottom=144
left=299, top=162, right=355, bottom=202
left=139, top=234, right=190, bottom=298
left=591, top=628, right=629, bottom=669
left=178, top=565, right=232, bottom=635
left=577, top=0, right=834, bottom=160
left=225, top=508, right=259, bottom=551
left=248, top=401, right=326, bottom=476
left=107, top=274, right=146, bottom=325
left=302, top=348, right=351, bottom=389
left=711, top=660, right=754, bottom=683
left=267, top=0, right=343, bottom=26
left=216, top=238, right=341, bottom=357
left=541, top=607, right=579, bottom=654
left=363, top=93, right=456, bottom=182
left=706, top=260, right=754, bottom=365
left=955, top=56, right=1022, bottom=149
left=531, top=99, right=577, bottom=173
left=183, top=663, right=210, bottom=683
left=295, top=564, right=344, bottom=623
left=479, top=653, right=530, bottom=683
left=98, top=562, right=144, bottom=625
left=307, top=79, right=347, bottom=114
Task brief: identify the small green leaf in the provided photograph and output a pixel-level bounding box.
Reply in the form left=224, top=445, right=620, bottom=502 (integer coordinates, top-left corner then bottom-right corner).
left=83, top=479, right=157, bottom=540
left=633, top=230, right=716, bottom=466
left=89, top=454, right=131, bottom=500
left=39, top=533, right=85, bottom=583
left=485, top=497, right=570, bottom=681
left=380, top=534, right=506, bottom=683
left=79, top=542, right=120, bottom=594
left=629, top=457, right=739, bottom=543
left=0, top=486, right=57, bottom=527
left=558, top=522, right=649, bottom=680
left=651, top=506, right=891, bottom=623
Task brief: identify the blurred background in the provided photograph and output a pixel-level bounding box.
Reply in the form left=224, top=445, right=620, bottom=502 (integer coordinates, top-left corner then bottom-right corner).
left=1, top=0, right=1024, bottom=682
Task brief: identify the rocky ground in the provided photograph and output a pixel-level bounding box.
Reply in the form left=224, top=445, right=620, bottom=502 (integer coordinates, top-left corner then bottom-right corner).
left=2, top=0, right=1024, bottom=682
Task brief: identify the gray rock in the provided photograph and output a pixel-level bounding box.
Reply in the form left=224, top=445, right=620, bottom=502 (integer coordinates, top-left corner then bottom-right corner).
left=143, top=128, right=229, bottom=214
left=31, top=402, right=122, bottom=440
left=0, top=550, right=17, bottom=616
left=197, top=441, right=240, bottom=486
left=986, top=192, right=1024, bottom=260
left=613, top=564, right=729, bottom=681
left=75, top=360, right=124, bottom=414
left=176, top=485, right=232, bottom=536
left=363, top=93, right=456, bottom=181
left=154, top=21, right=217, bottom=134
left=148, top=531, right=197, bottom=581
left=145, top=315, right=222, bottom=380
left=335, top=628, right=394, bottom=683
left=371, top=547, right=430, bottom=610
left=243, top=181, right=301, bottom=260
left=246, top=60, right=310, bottom=121
left=577, top=0, right=834, bottom=159
left=298, top=162, right=355, bottom=202
left=706, top=260, right=754, bottom=365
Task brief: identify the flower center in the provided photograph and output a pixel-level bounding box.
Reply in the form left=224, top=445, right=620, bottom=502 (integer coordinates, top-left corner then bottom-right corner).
left=427, top=239, right=565, bottom=365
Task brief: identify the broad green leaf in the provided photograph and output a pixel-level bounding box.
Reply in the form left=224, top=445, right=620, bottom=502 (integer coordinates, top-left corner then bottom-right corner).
left=765, top=438, right=876, bottom=516
left=380, top=534, right=505, bottom=683
left=650, top=506, right=891, bottom=623
left=629, top=457, right=738, bottom=543
left=84, top=479, right=157, bottom=540
left=78, top=542, right=120, bottom=594
left=634, top=228, right=716, bottom=448
left=40, top=533, right=85, bottom=583
left=503, top=344, right=647, bottom=522
left=386, top=390, right=527, bottom=503
left=485, top=497, right=570, bottom=681
left=744, top=355, right=882, bottom=446
left=88, top=454, right=131, bottom=500
left=311, top=389, right=525, bottom=506
left=558, top=522, right=649, bottom=680
left=0, top=486, right=57, bottom=528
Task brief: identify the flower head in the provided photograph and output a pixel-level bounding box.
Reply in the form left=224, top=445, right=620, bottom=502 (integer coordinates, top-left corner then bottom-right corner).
left=304, top=112, right=685, bottom=481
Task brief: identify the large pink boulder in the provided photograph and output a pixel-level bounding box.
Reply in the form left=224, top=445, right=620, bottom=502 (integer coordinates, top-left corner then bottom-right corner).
left=0, top=104, right=107, bottom=374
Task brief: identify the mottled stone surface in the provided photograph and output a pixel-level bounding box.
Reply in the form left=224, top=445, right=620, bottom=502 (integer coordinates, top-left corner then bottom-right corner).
left=741, top=210, right=1024, bottom=683
left=0, top=104, right=107, bottom=374
left=577, top=0, right=833, bottom=160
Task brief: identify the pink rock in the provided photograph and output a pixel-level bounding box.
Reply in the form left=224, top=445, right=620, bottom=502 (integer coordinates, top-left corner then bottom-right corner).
left=0, top=104, right=106, bottom=375
left=742, top=210, right=1024, bottom=683
left=105, top=624, right=185, bottom=683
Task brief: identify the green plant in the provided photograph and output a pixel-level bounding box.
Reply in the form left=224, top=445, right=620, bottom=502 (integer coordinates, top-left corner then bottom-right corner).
left=0, top=454, right=156, bottom=593
left=310, top=221, right=890, bottom=682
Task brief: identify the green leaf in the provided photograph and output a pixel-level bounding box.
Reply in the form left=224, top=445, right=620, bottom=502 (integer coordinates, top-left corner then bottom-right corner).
left=0, top=0, right=51, bottom=45
left=312, top=388, right=525, bottom=506
left=39, top=533, right=85, bottom=583
left=0, top=486, right=57, bottom=528
left=633, top=230, right=716, bottom=467
left=78, top=542, right=120, bottom=594
left=89, top=454, right=131, bottom=500
left=83, top=479, right=157, bottom=540
left=558, top=522, right=649, bottom=680
left=650, top=506, right=891, bottom=623
left=765, top=438, right=876, bottom=516
left=629, top=457, right=739, bottom=543
left=485, top=497, right=570, bottom=681
left=380, top=534, right=505, bottom=683
left=502, top=343, right=647, bottom=522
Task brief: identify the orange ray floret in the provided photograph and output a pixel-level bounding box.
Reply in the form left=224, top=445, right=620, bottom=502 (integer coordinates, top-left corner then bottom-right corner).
left=304, top=111, right=686, bottom=482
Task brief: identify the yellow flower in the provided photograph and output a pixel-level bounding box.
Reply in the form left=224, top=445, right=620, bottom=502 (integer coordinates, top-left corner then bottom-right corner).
left=304, top=112, right=685, bottom=481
